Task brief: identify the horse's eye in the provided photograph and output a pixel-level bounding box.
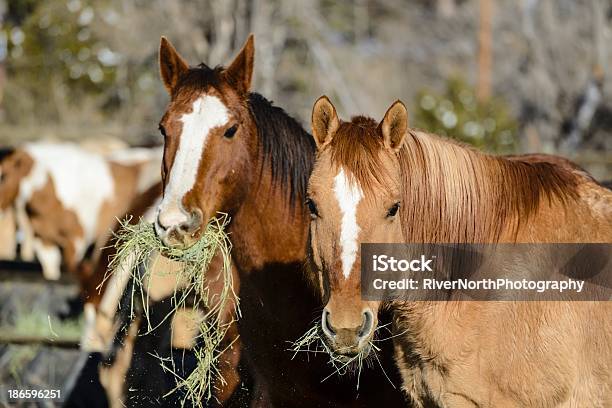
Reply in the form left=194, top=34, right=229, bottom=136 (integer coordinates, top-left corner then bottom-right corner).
left=224, top=125, right=238, bottom=139
left=305, top=198, right=319, bottom=219
left=386, top=202, right=400, bottom=218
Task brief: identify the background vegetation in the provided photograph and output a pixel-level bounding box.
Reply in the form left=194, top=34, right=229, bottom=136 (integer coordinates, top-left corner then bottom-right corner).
left=0, top=0, right=611, bottom=176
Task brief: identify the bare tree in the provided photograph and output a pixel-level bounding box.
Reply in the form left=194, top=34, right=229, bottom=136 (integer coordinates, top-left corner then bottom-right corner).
left=477, top=0, right=492, bottom=102
left=0, top=0, right=6, bottom=119
left=293, top=0, right=361, bottom=116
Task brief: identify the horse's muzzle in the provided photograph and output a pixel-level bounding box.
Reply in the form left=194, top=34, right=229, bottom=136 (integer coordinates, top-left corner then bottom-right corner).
left=321, top=307, right=375, bottom=358
left=155, top=207, right=203, bottom=249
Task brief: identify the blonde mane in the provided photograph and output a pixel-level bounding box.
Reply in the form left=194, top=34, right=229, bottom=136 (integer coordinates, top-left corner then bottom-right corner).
left=399, top=130, right=581, bottom=243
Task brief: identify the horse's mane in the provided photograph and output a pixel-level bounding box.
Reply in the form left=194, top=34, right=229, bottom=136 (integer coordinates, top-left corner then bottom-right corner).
left=329, top=118, right=581, bottom=243
left=0, top=147, right=15, bottom=163
left=248, top=93, right=316, bottom=206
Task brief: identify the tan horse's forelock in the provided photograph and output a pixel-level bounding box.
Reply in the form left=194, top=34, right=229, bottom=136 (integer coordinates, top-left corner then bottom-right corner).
left=327, top=116, right=398, bottom=195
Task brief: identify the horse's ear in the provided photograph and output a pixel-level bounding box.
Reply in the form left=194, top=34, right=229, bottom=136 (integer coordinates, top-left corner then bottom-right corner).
left=225, top=34, right=254, bottom=95
left=159, top=37, right=189, bottom=94
left=380, top=100, right=408, bottom=151
left=311, top=96, right=340, bottom=150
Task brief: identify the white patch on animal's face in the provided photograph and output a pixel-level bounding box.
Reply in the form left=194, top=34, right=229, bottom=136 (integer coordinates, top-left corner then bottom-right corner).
left=333, top=168, right=363, bottom=279
left=157, top=95, right=229, bottom=227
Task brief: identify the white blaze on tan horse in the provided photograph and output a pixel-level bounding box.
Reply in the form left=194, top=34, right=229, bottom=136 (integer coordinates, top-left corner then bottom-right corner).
left=334, top=168, right=364, bottom=280
left=307, top=96, right=612, bottom=407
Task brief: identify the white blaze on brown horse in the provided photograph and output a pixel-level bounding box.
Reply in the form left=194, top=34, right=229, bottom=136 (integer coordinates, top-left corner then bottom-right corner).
left=307, top=96, right=612, bottom=407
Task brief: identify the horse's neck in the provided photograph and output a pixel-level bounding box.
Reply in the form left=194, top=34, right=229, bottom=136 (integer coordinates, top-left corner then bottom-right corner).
left=394, top=301, right=481, bottom=365
left=229, top=168, right=309, bottom=272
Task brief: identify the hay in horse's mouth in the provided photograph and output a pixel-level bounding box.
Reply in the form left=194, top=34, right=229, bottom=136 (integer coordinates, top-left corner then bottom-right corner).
left=289, top=323, right=395, bottom=390
left=103, top=214, right=238, bottom=406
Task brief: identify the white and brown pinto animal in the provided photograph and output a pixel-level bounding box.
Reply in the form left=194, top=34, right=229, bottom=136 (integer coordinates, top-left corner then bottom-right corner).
left=0, top=142, right=162, bottom=283
left=306, top=96, right=612, bottom=407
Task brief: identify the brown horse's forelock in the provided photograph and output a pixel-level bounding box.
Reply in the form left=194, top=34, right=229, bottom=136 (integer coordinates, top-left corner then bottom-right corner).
left=169, top=64, right=315, bottom=208
left=172, top=64, right=224, bottom=100
left=325, top=117, right=582, bottom=244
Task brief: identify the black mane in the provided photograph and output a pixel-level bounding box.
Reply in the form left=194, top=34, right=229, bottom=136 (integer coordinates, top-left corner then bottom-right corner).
left=248, top=93, right=315, bottom=207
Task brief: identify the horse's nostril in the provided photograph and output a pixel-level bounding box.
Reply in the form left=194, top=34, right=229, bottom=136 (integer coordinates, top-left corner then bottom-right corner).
left=157, top=209, right=190, bottom=232
left=190, top=209, right=203, bottom=223
left=156, top=214, right=169, bottom=231
left=322, top=308, right=336, bottom=337
left=358, top=309, right=374, bottom=338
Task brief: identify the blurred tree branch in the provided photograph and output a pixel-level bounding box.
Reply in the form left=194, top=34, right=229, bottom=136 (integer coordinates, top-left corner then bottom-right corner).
left=477, top=0, right=492, bottom=102
left=294, top=0, right=360, bottom=115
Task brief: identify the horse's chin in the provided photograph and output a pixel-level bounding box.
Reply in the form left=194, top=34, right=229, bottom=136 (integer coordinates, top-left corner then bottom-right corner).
left=327, top=342, right=372, bottom=363
left=157, top=229, right=200, bottom=251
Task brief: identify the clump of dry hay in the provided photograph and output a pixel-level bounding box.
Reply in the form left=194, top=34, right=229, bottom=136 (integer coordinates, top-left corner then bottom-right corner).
left=106, top=214, right=238, bottom=406
left=290, top=322, right=396, bottom=390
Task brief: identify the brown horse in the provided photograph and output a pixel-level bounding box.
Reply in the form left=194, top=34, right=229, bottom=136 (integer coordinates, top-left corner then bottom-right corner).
left=306, top=96, right=612, bottom=407
left=153, top=36, right=406, bottom=406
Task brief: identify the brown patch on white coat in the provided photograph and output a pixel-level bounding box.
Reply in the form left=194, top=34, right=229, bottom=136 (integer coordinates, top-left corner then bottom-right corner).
left=0, top=206, right=17, bottom=259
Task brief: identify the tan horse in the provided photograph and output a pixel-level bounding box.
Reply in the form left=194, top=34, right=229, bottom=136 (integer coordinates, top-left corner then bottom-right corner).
left=306, top=96, right=612, bottom=407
